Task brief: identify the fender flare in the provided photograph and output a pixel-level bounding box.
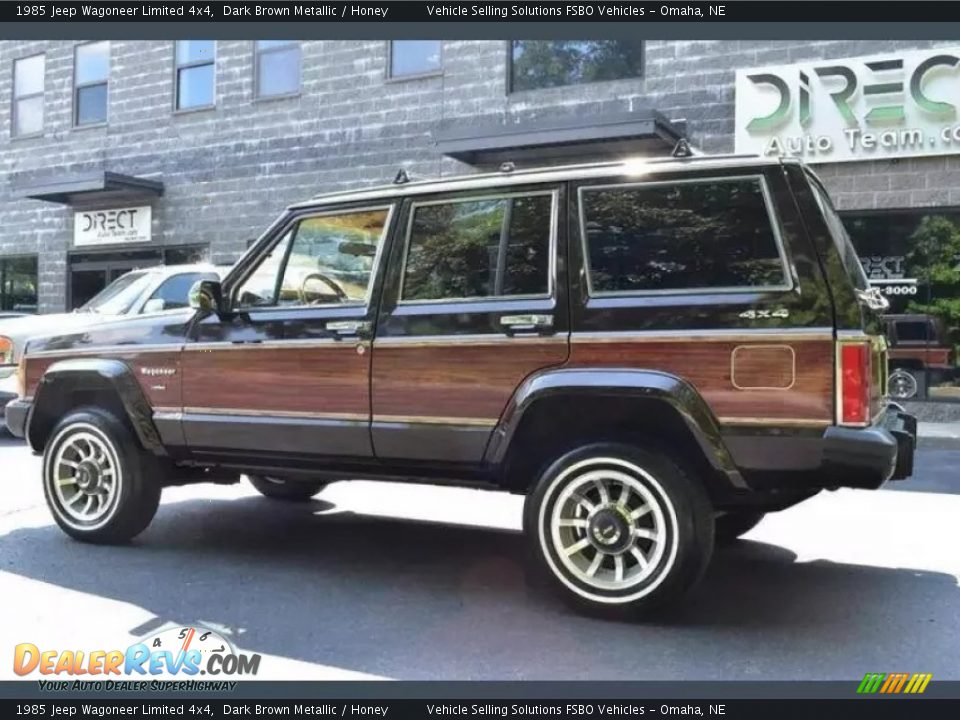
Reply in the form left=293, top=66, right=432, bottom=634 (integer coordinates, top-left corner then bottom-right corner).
left=27, top=358, right=166, bottom=455
left=484, top=367, right=746, bottom=489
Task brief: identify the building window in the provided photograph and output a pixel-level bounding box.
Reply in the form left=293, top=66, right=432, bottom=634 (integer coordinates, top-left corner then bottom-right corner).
left=401, top=193, right=553, bottom=302
left=12, top=54, right=44, bottom=137
left=0, top=257, right=39, bottom=313
left=509, top=40, right=644, bottom=93
left=255, top=40, right=300, bottom=98
left=579, top=178, right=787, bottom=294
left=388, top=41, right=442, bottom=78
left=175, top=41, right=215, bottom=110
left=74, top=41, right=109, bottom=126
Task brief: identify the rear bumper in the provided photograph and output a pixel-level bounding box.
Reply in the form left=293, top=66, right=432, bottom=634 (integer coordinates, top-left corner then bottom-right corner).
left=4, top=398, right=30, bottom=438
left=723, top=403, right=917, bottom=494
left=822, top=403, right=916, bottom=488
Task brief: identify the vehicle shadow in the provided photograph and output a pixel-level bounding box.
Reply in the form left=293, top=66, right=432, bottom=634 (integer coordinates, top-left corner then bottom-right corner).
left=1, top=495, right=959, bottom=680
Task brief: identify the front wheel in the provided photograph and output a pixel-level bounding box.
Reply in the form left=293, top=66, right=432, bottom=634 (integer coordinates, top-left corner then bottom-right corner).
left=42, top=408, right=162, bottom=544
left=248, top=475, right=326, bottom=501
left=524, top=443, right=714, bottom=617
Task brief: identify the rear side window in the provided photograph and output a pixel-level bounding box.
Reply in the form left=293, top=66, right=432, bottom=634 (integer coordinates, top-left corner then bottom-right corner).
left=401, top=192, right=553, bottom=302
left=579, top=177, right=789, bottom=294
left=895, top=321, right=929, bottom=343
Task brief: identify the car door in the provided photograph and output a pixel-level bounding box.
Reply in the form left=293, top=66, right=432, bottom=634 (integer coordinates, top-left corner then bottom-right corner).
left=371, top=184, right=568, bottom=465
left=180, top=204, right=395, bottom=460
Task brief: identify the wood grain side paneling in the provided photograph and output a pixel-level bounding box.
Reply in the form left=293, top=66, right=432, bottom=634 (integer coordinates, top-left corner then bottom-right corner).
left=181, top=344, right=368, bottom=416
left=372, top=339, right=568, bottom=421
left=24, top=350, right=182, bottom=409
left=569, top=337, right=834, bottom=423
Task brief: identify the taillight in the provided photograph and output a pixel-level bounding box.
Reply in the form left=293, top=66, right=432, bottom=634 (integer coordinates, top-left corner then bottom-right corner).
left=839, top=342, right=871, bottom=425
left=0, top=336, right=12, bottom=365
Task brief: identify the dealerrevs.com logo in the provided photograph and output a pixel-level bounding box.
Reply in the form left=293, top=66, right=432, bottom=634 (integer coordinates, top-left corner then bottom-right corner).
left=14, top=626, right=261, bottom=683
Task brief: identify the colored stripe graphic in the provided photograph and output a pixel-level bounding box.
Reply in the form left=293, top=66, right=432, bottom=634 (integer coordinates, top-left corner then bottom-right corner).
left=857, top=672, right=932, bottom=694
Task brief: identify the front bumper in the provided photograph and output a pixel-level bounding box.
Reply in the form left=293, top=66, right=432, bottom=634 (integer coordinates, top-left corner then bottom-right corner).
left=4, top=398, right=30, bottom=438
left=822, top=403, right=917, bottom=488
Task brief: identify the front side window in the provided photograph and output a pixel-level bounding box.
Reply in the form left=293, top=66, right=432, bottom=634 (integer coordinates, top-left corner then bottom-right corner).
left=580, top=178, right=787, bottom=294
left=0, top=257, right=38, bottom=312
left=175, top=41, right=215, bottom=110
left=74, top=41, right=109, bottom=126
left=401, top=193, right=553, bottom=302
left=255, top=40, right=300, bottom=98
left=12, top=54, right=44, bottom=136
left=510, top=40, right=644, bottom=93
left=236, top=208, right=390, bottom=308
left=389, top=41, right=442, bottom=78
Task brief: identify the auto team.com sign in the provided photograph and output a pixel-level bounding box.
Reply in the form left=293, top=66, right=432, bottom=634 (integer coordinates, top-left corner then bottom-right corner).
left=735, top=46, right=960, bottom=163
left=74, top=205, right=152, bottom=247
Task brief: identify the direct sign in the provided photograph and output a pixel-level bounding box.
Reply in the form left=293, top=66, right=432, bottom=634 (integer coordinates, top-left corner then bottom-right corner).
left=74, top=206, right=151, bottom=246
left=735, top=46, right=960, bottom=163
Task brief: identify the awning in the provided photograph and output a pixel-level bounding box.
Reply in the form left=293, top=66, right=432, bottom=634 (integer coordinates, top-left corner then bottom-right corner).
left=434, top=110, right=686, bottom=166
left=13, top=170, right=164, bottom=205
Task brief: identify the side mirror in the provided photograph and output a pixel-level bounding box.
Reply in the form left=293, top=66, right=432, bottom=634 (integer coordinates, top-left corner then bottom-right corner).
left=142, top=298, right=165, bottom=314
left=189, top=280, right=224, bottom=314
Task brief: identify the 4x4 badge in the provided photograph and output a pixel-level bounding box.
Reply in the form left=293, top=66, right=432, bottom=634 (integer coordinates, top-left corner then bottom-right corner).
left=739, top=308, right=790, bottom=320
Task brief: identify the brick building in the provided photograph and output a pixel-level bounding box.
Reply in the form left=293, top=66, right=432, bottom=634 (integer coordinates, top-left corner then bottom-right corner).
left=0, top=38, right=958, bottom=400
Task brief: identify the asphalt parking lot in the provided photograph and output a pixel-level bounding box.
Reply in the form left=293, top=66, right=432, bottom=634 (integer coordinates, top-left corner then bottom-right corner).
left=1, top=434, right=958, bottom=681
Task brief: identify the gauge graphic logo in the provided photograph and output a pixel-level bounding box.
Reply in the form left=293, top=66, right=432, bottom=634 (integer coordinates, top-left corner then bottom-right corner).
left=13, top=625, right=261, bottom=677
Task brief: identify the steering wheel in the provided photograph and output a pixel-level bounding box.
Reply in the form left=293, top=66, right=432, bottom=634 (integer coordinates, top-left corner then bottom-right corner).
left=299, top=272, right=348, bottom=304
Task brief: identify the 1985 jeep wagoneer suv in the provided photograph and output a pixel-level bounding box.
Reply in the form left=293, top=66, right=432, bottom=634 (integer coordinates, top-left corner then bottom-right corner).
left=5, top=154, right=916, bottom=615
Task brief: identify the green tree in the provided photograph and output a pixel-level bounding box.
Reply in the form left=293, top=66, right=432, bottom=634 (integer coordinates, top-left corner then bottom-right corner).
left=905, top=215, right=960, bottom=356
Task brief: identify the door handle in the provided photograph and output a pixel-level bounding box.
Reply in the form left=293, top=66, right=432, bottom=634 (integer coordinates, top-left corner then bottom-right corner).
left=326, top=320, right=370, bottom=337
left=500, top=314, right=554, bottom=333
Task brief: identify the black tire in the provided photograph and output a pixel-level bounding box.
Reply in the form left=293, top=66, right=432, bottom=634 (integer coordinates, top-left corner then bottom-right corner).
left=523, top=442, right=714, bottom=617
left=247, top=475, right=326, bottom=502
left=714, top=510, right=765, bottom=545
left=42, top=407, right=162, bottom=544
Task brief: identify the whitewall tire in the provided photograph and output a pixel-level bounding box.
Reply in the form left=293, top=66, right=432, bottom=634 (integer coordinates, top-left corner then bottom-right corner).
left=524, top=443, right=714, bottom=616
left=42, top=408, right=161, bottom=544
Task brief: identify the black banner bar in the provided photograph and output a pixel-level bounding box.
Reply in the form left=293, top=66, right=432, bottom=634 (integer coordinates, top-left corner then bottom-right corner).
left=3, top=699, right=960, bottom=720
left=3, top=1, right=960, bottom=24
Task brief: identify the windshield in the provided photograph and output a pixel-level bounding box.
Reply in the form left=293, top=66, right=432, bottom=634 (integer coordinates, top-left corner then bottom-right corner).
left=79, top=271, right=153, bottom=315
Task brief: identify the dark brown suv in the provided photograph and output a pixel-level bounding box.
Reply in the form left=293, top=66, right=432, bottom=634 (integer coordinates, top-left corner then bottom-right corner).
left=5, top=155, right=916, bottom=616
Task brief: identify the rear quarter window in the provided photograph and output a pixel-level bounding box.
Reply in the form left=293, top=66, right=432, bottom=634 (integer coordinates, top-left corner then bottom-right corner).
left=579, top=176, right=789, bottom=295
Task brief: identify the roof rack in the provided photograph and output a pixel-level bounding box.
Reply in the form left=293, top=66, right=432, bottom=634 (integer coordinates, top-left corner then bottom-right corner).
left=299, top=149, right=778, bottom=207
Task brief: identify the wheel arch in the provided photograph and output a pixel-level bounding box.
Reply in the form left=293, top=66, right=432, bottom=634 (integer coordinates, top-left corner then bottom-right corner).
left=26, top=358, right=165, bottom=456
left=485, top=367, right=745, bottom=500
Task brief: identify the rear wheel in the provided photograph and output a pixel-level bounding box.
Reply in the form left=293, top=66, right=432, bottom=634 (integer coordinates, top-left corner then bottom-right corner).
left=524, top=442, right=714, bottom=617
left=714, top=510, right=765, bottom=545
left=248, top=475, right=325, bottom=502
left=42, top=407, right=162, bottom=544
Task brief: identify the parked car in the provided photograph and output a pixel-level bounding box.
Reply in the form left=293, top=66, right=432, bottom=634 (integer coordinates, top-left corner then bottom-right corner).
left=883, top=313, right=957, bottom=400
left=5, top=155, right=915, bottom=616
left=0, top=264, right=229, bottom=429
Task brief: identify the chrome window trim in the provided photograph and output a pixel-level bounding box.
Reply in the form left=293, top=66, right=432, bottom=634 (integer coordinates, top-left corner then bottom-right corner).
left=396, top=189, right=558, bottom=306
left=577, top=174, right=794, bottom=298
left=230, top=203, right=396, bottom=313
